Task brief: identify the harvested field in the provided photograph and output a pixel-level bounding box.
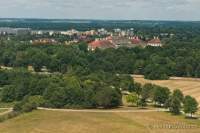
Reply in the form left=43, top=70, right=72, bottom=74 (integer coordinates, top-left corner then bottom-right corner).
left=134, top=75, right=200, bottom=103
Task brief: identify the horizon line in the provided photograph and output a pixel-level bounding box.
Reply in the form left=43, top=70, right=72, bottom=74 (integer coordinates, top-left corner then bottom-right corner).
left=0, top=17, right=200, bottom=22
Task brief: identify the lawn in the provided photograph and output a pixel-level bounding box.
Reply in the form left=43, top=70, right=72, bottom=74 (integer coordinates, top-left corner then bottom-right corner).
left=0, top=110, right=199, bottom=133
left=134, top=75, right=200, bottom=103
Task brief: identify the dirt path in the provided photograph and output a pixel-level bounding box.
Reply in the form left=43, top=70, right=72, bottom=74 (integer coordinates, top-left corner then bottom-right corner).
left=38, top=107, right=169, bottom=113
left=0, top=108, right=13, bottom=115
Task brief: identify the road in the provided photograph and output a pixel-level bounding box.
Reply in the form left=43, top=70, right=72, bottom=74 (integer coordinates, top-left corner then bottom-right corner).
left=38, top=107, right=169, bottom=113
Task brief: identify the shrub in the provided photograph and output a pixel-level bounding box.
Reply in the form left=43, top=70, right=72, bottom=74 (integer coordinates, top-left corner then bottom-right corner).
left=126, top=93, right=138, bottom=106
left=14, top=96, right=45, bottom=113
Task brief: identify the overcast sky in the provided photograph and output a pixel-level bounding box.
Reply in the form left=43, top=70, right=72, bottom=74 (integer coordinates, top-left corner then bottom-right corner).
left=0, top=0, right=200, bottom=20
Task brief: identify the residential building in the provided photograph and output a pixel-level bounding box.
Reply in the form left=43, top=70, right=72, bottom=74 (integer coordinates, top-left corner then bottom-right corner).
left=147, top=37, right=162, bottom=47
left=88, top=38, right=116, bottom=51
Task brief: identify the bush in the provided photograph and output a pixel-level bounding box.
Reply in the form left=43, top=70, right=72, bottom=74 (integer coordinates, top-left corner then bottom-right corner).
left=14, top=96, right=44, bottom=113
left=126, top=93, right=138, bottom=106
left=22, top=102, right=37, bottom=112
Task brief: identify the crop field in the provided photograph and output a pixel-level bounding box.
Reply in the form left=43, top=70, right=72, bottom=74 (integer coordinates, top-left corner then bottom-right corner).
left=134, top=75, right=200, bottom=103
left=0, top=110, right=199, bottom=133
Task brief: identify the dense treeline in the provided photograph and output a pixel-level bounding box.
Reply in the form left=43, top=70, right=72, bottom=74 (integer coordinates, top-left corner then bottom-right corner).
left=0, top=69, right=136, bottom=109
left=1, top=38, right=200, bottom=79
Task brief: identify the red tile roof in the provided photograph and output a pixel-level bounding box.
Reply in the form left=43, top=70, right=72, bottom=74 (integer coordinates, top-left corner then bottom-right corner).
left=148, top=38, right=161, bottom=44
left=131, top=36, right=141, bottom=44
left=89, top=40, right=115, bottom=49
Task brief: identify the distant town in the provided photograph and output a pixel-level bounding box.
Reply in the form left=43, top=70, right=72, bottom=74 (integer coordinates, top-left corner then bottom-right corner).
left=0, top=27, right=175, bottom=51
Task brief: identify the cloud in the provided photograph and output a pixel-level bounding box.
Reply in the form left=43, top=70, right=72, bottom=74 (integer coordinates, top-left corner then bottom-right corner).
left=0, top=0, right=199, bottom=20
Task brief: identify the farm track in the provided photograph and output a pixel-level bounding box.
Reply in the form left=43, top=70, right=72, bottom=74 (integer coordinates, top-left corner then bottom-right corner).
left=38, top=107, right=169, bottom=113
left=0, top=108, right=13, bottom=116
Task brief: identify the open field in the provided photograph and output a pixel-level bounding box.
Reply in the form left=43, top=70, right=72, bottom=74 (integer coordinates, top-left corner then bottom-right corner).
left=0, top=110, right=200, bottom=133
left=133, top=75, right=200, bottom=103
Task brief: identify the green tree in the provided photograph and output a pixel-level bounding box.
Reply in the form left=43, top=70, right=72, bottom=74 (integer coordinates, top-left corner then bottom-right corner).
left=183, top=96, right=198, bottom=117
left=134, top=83, right=142, bottom=96
left=169, top=96, right=181, bottom=115
left=172, top=89, right=184, bottom=102
left=153, top=86, right=170, bottom=106
left=78, top=43, right=88, bottom=52
left=138, top=98, right=147, bottom=108
left=95, top=87, right=122, bottom=108
left=1, top=86, right=15, bottom=102
left=141, top=83, right=154, bottom=102
left=43, top=84, right=67, bottom=108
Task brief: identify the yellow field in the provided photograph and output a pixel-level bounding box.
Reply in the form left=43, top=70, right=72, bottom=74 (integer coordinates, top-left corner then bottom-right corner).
left=134, top=75, right=200, bottom=103
left=0, top=110, right=200, bottom=133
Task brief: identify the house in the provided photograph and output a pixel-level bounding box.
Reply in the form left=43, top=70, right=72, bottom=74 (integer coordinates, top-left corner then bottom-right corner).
left=88, top=38, right=116, bottom=51
left=147, top=37, right=162, bottom=47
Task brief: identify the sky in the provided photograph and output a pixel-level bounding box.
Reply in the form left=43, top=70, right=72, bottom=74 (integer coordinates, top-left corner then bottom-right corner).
left=0, top=0, right=200, bottom=21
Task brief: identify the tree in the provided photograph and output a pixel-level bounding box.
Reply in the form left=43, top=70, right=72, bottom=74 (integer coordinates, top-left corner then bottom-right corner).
left=78, top=43, right=88, bottom=52
left=1, top=86, right=16, bottom=102
left=169, top=96, right=181, bottom=115
left=43, top=84, right=67, bottom=108
left=95, top=87, right=122, bottom=108
left=183, top=96, right=198, bottom=117
left=134, top=83, right=142, bottom=96
left=153, top=86, right=170, bottom=106
left=141, top=83, right=154, bottom=102
left=0, top=71, right=9, bottom=86
left=166, top=89, right=184, bottom=115
left=138, top=98, right=147, bottom=108
left=172, top=89, right=184, bottom=102
left=30, top=51, right=49, bottom=72
left=144, top=64, right=169, bottom=80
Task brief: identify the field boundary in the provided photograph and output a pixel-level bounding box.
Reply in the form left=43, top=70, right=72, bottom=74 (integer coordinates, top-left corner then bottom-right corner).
left=133, top=75, right=200, bottom=81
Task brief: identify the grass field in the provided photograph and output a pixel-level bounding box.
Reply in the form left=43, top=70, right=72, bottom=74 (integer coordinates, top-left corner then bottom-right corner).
left=133, top=75, right=200, bottom=103
left=0, top=110, right=199, bottom=133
